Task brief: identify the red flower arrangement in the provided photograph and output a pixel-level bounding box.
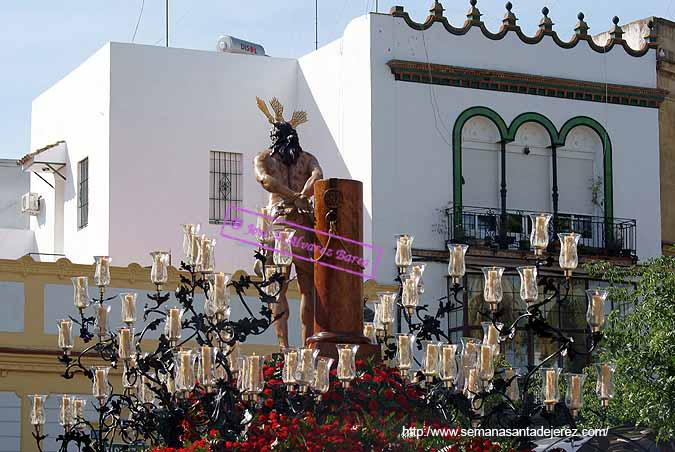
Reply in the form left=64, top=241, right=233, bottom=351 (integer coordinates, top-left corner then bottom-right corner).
left=151, top=357, right=535, bottom=452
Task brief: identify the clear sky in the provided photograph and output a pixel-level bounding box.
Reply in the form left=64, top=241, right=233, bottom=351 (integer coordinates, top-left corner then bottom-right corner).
left=1, top=0, right=672, bottom=160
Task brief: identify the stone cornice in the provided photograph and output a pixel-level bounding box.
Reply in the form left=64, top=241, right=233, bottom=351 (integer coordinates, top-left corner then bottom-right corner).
left=387, top=59, right=667, bottom=108
left=390, top=3, right=657, bottom=58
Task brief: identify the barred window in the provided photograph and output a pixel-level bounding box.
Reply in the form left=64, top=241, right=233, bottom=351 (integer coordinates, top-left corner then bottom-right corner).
left=77, top=158, right=88, bottom=229
left=210, top=151, right=243, bottom=224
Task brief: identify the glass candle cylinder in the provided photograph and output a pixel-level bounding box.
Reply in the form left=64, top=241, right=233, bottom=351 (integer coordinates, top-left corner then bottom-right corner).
left=478, top=344, right=494, bottom=382
left=263, top=266, right=280, bottom=298
left=94, top=304, right=111, bottom=338
left=313, top=357, right=334, bottom=394
left=422, top=341, right=441, bottom=378
left=273, top=228, right=296, bottom=268
left=565, top=373, right=586, bottom=417
left=529, top=213, right=552, bottom=255
left=448, top=244, right=468, bottom=284
left=396, top=333, right=415, bottom=372
left=165, top=307, right=183, bottom=343
left=120, top=292, right=137, bottom=324
left=541, top=367, right=561, bottom=409
left=117, top=327, right=133, bottom=360
left=460, top=337, right=480, bottom=391
left=596, top=362, right=616, bottom=406
left=92, top=366, right=110, bottom=401
left=247, top=354, right=264, bottom=394
left=464, top=368, right=479, bottom=398
left=72, top=398, right=86, bottom=422
left=401, top=277, right=418, bottom=313
left=207, top=272, right=231, bottom=319
left=481, top=321, right=502, bottom=350
left=139, top=376, right=155, bottom=405
left=57, top=319, right=73, bottom=352
left=482, top=267, right=505, bottom=311
left=517, top=266, right=538, bottom=305
left=586, top=289, right=608, bottom=332
left=150, top=251, right=170, bottom=285
left=411, top=264, right=426, bottom=294
left=336, top=344, right=359, bottom=385
left=363, top=322, right=376, bottom=344
left=505, top=367, right=520, bottom=401
left=199, top=346, right=218, bottom=388
left=282, top=347, right=298, bottom=385
left=175, top=349, right=196, bottom=392
left=377, top=291, right=397, bottom=326
left=237, top=357, right=248, bottom=393
left=558, top=233, right=581, bottom=277
left=227, top=344, right=239, bottom=374
left=256, top=207, right=272, bottom=244
left=71, top=276, right=90, bottom=309
left=29, top=395, right=47, bottom=426
left=122, top=358, right=137, bottom=390
left=190, top=233, right=202, bottom=267
left=181, top=224, right=200, bottom=263
left=395, top=234, right=414, bottom=272
left=198, top=235, right=216, bottom=272
left=59, top=394, right=74, bottom=427
left=440, top=343, right=458, bottom=385
left=93, top=256, right=111, bottom=287
left=295, top=348, right=319, bottom=387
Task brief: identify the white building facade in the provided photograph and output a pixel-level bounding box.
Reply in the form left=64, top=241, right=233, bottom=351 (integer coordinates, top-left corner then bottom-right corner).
left=16, top=3, right=663, bottom=345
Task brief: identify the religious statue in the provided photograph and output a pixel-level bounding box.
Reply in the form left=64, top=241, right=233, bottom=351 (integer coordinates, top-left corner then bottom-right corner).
left=254, top=97, right=323, bottom=348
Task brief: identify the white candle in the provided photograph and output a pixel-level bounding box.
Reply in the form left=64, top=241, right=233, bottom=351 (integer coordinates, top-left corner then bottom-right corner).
left=181, top=351, right=192, bottom=388
left=94, top=368, right=108, bottom=398
left=600, top=364, right=611, bottom=399
left=337, top=348, right=352, bottom=380
left=248, top=354, right=261, bottom=392
left=31, top=396, right=44, bottom=425
left=569, top=374, right=582, bottom=409
left=72, top=398, right=86, bottom=420
left=479, top=344, right=493, bottom=379
left=118, top=328, right=132, bottom=360
left=168, top=308, right=181, bottom=340
left=96, top=304, right=108, bottom=337
left=284, top=349, right=298, bottom=384
left=486, top=324, right=499, bottom=347
left=441, top=345, right=456, bottom=380
left=397, top=335, right=412, bottom=369
left=201, top=346, right=213, bottom=384
left=545, top=369, right=557, bottom=403
left=60, top=395, right=73, bottom=426
left=424, top=342, right=439, bottom=375
left=58, top=319, right=73, bottom=349
left=589, top=295, right=605, bottom=331
left=121, top=294, right=136, bottom=324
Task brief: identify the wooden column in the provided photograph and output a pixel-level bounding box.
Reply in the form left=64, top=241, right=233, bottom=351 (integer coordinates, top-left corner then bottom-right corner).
left=306, top=178, right=379, bottom=360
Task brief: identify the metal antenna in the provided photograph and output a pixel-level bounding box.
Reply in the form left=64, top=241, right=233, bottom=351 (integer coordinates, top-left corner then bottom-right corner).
left=315, top=0, right=318, bottom=50
left=165, top=0, right=169, bottom=47
left=376, top=0, right=379, bottom=12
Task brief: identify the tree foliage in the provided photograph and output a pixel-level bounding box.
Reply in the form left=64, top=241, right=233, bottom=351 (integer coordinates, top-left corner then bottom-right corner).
left=585, top=256, right=675, bottom=441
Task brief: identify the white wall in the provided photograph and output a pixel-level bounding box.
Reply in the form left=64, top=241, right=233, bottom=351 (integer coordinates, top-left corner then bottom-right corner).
left=369, top=13, right=661, bottom=289
left=0, top=160, right=29, bottom=230
left=298, top=16, right=375, bottom=269
left=107, top=43, right=299, bottom=272
left=30, top=44, right=111, bottom=263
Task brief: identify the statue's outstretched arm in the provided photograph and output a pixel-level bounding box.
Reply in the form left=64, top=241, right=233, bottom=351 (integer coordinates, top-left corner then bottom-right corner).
left=301, top=157, right=323, bottom=199
left=254, top=153, right=300, bottom=201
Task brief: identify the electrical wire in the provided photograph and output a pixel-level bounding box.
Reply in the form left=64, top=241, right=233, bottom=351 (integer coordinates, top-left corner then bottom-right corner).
left=131, top=0, right=145, bottom=43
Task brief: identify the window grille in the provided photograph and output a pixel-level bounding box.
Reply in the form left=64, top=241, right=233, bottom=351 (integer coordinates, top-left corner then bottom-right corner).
left=209, top=151, right=243, bottom=224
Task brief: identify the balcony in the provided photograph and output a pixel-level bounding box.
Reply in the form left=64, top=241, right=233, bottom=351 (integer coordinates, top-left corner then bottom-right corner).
left=445, top=205, right=637, bottom=260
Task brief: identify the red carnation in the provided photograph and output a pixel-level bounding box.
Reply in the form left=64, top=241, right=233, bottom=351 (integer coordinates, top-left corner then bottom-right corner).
left=368, top=400, right=379, bottom=411
left=264, top=398, right=274, bottom=408
left=383, top=388, right=394, bottom=400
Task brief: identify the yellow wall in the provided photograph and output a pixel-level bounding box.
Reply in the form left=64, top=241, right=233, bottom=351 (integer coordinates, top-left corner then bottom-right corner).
left=0, top=256, right=395, bottom=450
left=657, top=18, right=675, bottom=255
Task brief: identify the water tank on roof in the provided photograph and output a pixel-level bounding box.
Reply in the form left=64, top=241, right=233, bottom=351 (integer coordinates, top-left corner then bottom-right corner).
left=216, top=35, right=266, bottom=56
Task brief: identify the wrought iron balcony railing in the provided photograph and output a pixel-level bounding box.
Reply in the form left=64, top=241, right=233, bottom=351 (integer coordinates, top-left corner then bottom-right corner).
left=445, top=205, right=637, bottom=259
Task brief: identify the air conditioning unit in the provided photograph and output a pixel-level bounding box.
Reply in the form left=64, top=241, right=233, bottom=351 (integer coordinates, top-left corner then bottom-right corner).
left=216, top=35, right=266, bottom=56
left=21, top=192, right=41, bottom=216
